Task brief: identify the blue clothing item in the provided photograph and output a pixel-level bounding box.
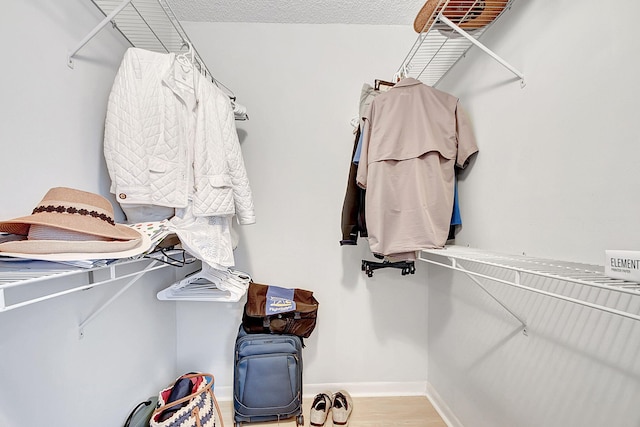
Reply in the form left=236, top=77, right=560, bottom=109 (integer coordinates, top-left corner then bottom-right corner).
left=451, top=178, right=461, bottom=226
left=353, top=130, right=364, bottom=164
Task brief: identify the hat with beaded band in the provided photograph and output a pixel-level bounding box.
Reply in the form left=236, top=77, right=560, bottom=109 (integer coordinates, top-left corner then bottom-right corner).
left=0, top=187, right=144, bottom=255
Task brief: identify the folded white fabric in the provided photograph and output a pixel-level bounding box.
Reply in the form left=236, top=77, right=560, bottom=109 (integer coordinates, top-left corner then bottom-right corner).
left=169, top=203, right=235, bottom=270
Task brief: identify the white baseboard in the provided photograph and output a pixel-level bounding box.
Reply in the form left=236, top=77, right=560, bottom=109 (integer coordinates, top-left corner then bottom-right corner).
left=426, top=382, right=464, bottom=427
left=215, top=385, right=234, bottom=401
left=303, top=381, right=429, bottom=398
left=215, top=381, right=428, bottom=402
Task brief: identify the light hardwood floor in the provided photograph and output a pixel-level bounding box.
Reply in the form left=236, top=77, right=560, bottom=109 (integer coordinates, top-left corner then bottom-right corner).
left=218, top=395, right=447, bottom=427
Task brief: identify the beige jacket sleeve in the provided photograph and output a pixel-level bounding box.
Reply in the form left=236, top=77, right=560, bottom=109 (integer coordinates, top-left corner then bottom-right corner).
left=455, top=102, right=479, bottom=168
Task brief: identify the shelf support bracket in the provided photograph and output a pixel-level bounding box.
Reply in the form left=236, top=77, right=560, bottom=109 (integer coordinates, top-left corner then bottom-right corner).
left=437, top=13, right=525, bottom=87
left=67, top=0, right=133, bottom=68
left=457, top=262, right=528, bottom=336
left=78, top=258, right=160, bottom=339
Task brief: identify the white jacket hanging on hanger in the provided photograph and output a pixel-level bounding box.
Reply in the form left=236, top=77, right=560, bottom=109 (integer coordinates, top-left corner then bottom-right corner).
left=104, top=47, right=255, bottom=225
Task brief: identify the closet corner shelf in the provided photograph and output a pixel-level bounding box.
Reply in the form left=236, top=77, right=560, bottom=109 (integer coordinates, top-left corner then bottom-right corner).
left=399, top=0, right=524, bottom=87
left=419, top=246, right=640, bottom=323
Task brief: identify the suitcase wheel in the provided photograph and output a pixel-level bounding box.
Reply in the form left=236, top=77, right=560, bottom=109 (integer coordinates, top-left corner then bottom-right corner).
left=296, top=414, right=304, bottom=426
left=234, top=422, right=241, bottom=427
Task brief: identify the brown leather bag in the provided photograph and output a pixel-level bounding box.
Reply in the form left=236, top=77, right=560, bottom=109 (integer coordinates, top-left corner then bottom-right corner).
left=242, top=282, right=319, bottom=338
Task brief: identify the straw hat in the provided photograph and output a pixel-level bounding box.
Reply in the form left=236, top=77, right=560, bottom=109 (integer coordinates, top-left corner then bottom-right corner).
left=413, top=0, right=509, bottom=33
left=0, top=187, right=144, bottom=255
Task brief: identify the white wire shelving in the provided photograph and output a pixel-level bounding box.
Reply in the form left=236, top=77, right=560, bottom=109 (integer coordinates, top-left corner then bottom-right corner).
left=69, top=0, right=200, bottom=69
left=68, top=0, right=247, bottom=119
left=0, top=250, right=194, bottom=336
left=420, top=246, right=640, bottom=331
left=398, top=0, right=524, bottom=87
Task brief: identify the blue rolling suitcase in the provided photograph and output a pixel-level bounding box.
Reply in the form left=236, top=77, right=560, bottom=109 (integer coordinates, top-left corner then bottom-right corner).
left=233, top=326, right=304, bottom=427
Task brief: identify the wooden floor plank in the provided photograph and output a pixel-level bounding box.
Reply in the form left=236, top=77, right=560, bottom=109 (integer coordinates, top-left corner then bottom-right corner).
left=218, top=395, right=447, bottom=427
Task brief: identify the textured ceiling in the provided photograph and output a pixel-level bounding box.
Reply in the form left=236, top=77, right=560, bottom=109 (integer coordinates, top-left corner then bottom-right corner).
left=168, top=0, right=427, bottom=25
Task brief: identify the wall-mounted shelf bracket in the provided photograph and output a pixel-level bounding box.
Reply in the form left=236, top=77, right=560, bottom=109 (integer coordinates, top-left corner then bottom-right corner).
left=67, top=0, right=133, bottom=68
left=437, top=14, right=525, bottom=88
left=451, top=258, right=528, bottom=335
left=78, top=258, right=160, bottom=339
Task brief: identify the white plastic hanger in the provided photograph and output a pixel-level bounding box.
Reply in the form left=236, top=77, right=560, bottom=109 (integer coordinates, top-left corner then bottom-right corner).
left=176, top=40, right=194, bottom=71
left=157, top=262, right=251, bottom=302
left=392, top=64, right=410, bottom=83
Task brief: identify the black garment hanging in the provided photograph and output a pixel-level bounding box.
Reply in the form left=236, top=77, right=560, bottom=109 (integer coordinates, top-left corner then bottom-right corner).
left=340, top=126, right=368, bottom=245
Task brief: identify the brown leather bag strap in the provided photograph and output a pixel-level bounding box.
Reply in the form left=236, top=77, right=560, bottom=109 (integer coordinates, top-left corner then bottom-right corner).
left=193, top=406, right=202, bottom=427
left=209, top=387, right=225, bottom=427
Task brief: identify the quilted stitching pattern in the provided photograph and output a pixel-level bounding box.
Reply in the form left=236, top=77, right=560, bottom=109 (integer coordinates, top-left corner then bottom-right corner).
left=192, top=81, right=255, bottom=224
left=105, top=48, right=188, bottom=207
left=104, top=48, right=255, bottom=223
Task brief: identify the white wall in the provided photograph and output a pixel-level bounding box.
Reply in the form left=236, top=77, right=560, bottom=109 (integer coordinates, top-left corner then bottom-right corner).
left=426, top=0, right=640, bottom=426
left=176, top=22, right=430, bottom=397
left=3, top=0, right=123, bottom=219
left=0, top=2, right=180, bottom=426
left=445, top=0, right=640, bottom=265
left=1, top=4, right=432, bottom=425
left=8, top=1, right=637, bottom=426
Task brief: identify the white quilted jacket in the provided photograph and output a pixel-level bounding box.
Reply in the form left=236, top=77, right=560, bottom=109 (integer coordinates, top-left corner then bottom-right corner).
left=104, top=48, right=255, bottom=225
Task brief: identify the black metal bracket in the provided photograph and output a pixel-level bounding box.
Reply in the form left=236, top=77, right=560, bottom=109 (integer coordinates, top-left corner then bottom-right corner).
left=361, top=259, right=416, bottom=277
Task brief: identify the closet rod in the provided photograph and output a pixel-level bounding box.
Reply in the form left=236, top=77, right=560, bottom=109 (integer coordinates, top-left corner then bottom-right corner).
left=436, top=14, right=525, bottom=86
left=67, top=0, right=133, bottom=68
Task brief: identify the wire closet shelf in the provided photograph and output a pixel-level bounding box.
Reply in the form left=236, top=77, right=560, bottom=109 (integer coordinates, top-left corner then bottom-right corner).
left=69, top=0, right=247, bottom=118
left=420, top=246, right=640, bottom=323
left=72, top=0, right=208, bottom=75
left=0, top=250, right=190, bottom=314
left=399, top=0, right=523, bottom=87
